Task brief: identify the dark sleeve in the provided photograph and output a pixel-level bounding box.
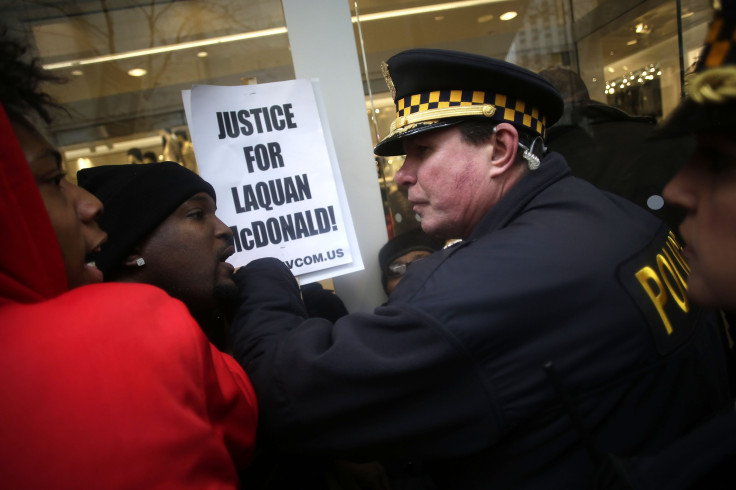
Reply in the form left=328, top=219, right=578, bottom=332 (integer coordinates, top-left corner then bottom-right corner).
left=300, top=282, right=349, bottom=321
left=230, top=258, right=498, bottom=461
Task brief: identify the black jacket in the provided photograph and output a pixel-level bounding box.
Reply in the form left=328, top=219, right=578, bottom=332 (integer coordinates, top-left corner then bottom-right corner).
left=546, top=101, right=693, bottom=232
left=231, top=153, right=732, bottom=489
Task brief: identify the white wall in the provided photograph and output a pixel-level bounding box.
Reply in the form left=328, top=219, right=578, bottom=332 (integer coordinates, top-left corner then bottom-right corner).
left=281, top=0, right=389, bottom=312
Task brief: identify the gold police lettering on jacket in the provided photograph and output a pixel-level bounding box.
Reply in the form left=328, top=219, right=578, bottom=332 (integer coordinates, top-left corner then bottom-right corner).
left=635, top=231, right=690, bottom=335
left=618, top=229, right=696, bottom=355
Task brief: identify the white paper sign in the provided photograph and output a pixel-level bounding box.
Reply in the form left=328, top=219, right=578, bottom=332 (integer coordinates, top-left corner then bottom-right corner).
left=184, top=80, right=363, bottom=282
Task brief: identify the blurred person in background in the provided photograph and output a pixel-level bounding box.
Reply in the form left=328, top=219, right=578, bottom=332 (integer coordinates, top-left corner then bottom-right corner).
left=378, top=227, right=446, bottom=296
left=142, top=150, right=157, bottom=163
left=126, top=147, right=143, bottom=164
left=539, top=66, right=691, bottom=233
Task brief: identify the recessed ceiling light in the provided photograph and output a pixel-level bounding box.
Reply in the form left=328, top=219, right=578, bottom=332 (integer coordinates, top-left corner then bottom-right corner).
left=477, top=14, right=494, bottom=23
left=434, top=15, right=445, bottom=20
left=500, top=11, right=517, bottom=21
left=197, top=51, right=208, bottom=58
left=127, top=68, right=147, bottom=77
left=71, top=69, right=83, bottom=76
left=627, top=39, right=638, bottom=45
left=607, top=67, right=615, bottom=73
left=635, top=23, right=652, bottom=34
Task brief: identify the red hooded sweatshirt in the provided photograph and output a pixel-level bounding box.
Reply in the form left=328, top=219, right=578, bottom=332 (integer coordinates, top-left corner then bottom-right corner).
left=0, top=105, right=258, bottom=488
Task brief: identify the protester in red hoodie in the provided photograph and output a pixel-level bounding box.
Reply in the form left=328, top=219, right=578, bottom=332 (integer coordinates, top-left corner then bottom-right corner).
left=0, top=33, right=258, bottom=488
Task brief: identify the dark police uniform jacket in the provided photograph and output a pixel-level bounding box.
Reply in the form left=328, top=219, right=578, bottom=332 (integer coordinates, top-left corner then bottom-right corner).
left=231, top=152, right=732, bottom=489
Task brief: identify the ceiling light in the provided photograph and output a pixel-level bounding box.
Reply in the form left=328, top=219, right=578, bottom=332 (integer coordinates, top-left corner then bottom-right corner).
left=499, top=11, right=518, bottom=21
left=635, top=23, right=652, bottom=34
left=197, top=51, right=208, bottom=58
left=44, top=0, right=506, bottom=71
left=477, top=14, right=494, bottom=23
left=607, top=67, right=615, bottom=73
left=626, top=39, right=638, bottom=46
left=352, top=0, right=507, bottom=22
left=71, top=69, right=83, bottom=76
left=434, top=15, right=445, bottom=20
left=43, top=27, right=288, bottom=70
left=127, top=68, right=147, bottom=77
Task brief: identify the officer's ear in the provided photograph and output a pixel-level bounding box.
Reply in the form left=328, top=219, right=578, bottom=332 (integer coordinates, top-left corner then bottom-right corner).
left=489, top=123, right=519, bottom=178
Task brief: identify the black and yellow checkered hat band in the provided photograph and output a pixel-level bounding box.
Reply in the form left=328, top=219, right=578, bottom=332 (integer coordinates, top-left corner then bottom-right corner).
left=395, top=89, right=547, bottom=137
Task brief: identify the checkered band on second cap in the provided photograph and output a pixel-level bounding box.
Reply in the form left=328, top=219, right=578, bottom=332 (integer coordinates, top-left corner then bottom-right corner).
left=698, top=12, right=736, bottom=69
left=395, top=89, right=547, bottom=137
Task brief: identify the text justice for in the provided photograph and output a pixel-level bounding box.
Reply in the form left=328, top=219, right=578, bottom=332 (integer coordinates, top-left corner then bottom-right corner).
left=216, top=103, right=298, bottom=140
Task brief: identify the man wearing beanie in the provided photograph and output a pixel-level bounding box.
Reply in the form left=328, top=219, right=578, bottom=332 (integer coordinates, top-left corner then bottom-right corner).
left=78, top=161, right=237, bottom=350
left=227, top=49, right=731, bottom=488
left=378, top=227, right=445, bottom=295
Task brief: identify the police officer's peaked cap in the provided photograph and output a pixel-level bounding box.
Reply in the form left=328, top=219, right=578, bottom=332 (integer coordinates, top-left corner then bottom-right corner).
left=656, top=0, right=736, bottom=137
left=374, top=49, right=564, bottom=156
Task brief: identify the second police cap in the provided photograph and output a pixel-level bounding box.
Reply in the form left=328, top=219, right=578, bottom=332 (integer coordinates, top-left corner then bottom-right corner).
left=374, top=48, right=564, bottom=156
left=656, top=0, right=736, bottom=138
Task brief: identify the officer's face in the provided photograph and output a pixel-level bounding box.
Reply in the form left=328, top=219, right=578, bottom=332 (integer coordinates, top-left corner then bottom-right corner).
left=395, top=126, right=499, bottom=239
left=663, top=134, right=736, bottom=309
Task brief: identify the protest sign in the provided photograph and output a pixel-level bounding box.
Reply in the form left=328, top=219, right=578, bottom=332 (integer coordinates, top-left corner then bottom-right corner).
left=183, top=80, right=363, bottom=283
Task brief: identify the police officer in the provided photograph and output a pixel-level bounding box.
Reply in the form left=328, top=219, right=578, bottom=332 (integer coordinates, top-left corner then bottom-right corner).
left=229, top=49, right=732, bottom=489
left=592, top=3, right=736, bottom=488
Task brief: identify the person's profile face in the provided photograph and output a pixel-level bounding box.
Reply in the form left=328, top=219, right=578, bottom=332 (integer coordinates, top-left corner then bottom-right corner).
left=394, top=126, right=499, bottom=239
left=663, top=134, right=736, bottom=309
left=385, top=249, right=432, bottom=294
left=12, top=120, right=107, bottom=288
left=134, top=192, right=237, bottom=312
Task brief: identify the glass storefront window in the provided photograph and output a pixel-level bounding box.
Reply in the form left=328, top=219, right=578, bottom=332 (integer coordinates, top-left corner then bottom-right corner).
left=6, top=0, right=293, bottom=180
left=576, top=0, right=711, bottom=119
left=351, top=0, right=714, bottom=236
left=5, top=0, right=718, bottom=246
left=352, top=0, right=578, bottom=235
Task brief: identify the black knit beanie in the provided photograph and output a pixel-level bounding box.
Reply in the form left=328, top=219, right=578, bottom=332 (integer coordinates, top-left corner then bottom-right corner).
left=378, top=227, right=445, bottom=293
left=77, top=162, right=216, bottom=277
